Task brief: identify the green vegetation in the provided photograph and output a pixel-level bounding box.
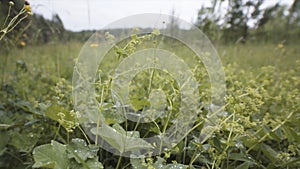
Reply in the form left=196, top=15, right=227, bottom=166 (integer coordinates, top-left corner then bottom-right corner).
left=0, top=0, right=300, bottom=168
left=0, top=40, right=299, bottom=168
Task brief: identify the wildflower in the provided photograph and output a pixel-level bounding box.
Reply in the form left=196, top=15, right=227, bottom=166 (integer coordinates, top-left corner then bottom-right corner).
left=20, top=41, right=26, bottom=47
left=132, top=27, right=140, bottom=34
left=24, top=1, right=32, bottom=15
left=57, top=112, right=65, bottom=118
left=75, top=111, right=81, bottom=118
left=152, top=28, right=160, bottom=36
left=277, top=43, right=284, bottom=49
left=9, top=1, right=14, bottom=6
left=90, top=43, right=99, bottom=48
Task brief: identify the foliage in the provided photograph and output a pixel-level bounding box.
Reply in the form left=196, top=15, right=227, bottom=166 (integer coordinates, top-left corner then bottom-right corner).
left=196, top=0, right=300, bottom=44
left=32, top=139, right=103, bottom=169
left=222, top=0, right=264, bottom=43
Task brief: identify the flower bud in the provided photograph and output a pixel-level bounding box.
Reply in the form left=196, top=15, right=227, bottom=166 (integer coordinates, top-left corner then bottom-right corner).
left=9, top=1, right=14, bottom=6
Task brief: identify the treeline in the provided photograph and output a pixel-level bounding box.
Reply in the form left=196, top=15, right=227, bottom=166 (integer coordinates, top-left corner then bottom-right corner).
left=0, top=0, right=89, bottom=48
left=196, top=0, right=300, bottom=44
left=1, top=0, right=300, bottom=47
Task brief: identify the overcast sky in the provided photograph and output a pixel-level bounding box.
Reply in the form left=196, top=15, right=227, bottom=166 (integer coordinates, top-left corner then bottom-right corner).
left=28, top=0, right=293, bottom=31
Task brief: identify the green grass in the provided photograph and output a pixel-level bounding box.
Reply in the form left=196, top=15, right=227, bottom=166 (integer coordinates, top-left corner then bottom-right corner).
left=217, top=43, right=300, bottom=70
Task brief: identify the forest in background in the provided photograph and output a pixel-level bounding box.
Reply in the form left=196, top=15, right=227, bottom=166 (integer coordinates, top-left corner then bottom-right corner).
left=1, top=0, right=300, bottom=48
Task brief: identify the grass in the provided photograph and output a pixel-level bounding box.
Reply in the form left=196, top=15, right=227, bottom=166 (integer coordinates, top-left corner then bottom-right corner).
left=1, top=42, right=82, bottom=79
left=2, top=42, right=298, bottom=80
left=217, top=43, right=300, bottom=70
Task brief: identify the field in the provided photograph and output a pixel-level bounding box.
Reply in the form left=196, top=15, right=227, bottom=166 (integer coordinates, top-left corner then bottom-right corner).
left=0, top=39, right=299, bottom=169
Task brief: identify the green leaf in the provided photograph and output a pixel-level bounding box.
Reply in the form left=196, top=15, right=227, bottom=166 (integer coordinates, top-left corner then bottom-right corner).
left=101, top=103, right=125, bottom=124
left=70, top=157, right=104, bottom=169
left=9, top=131, right=39, bottom=152
left=228, top=153, right=254, bottom=163
left=32, top=140, right=69, bottom=169
left=164, top=164, right=188, bottom=169
left=91, top=124, right=153, bottom=153
left=85, top=158, right=104, bottom=169
left=112, top=123, right=126, bottom=134
left=14, top=100, right=40, bottom=115
left=67, top=138, right=98, bottom=163
left=261, top=143, right=279, bottom=162
left=153, top=157, right=188, bottom=169
left=236, top=161, right=250, bottom=169
left=282, top=126, right=299, bottom=143
left=0, top=132, right=9, bottom=156
left=130, top=158, right=147, bottom=169
left=269, top=128, right=283, bottom=141
left=102, top=110, right=125, bottom=124
left=239, top=135, right=258, bottom=150
left=0, top=110, right=14, bottom=124
left=152, top=157, right=165, bottom=168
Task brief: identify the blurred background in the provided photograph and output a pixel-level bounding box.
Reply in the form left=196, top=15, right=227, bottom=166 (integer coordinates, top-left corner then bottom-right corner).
left=1, top=0, right=299, bottom=45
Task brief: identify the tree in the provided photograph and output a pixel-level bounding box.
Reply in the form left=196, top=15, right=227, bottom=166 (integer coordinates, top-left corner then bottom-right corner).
left=167, top=8, right=179, bottom=37
left=222, top=0, right=264, bottom=43
left=288, top=0, right=300, bottom=25
left=196, top=0, right=266, bottom=43
left=256, top=3, right=280, bottom=29
left=196, top=0, right=223, bottom=41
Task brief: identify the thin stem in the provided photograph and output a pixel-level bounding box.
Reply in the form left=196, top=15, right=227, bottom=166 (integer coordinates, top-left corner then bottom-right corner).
left=78, top=125, right=91, bottom=145
left=162, top=98, right=173, bottom=134
left=2, top=5, right=12, bottom=29
left=148, top=69, right=155, bottom=96
left=189, top=153, right=200, bottom=167
left=7, top=14, right=28, bottom=33
left=53, top=124, right=61, bottom=140
left=67, top=132, right=70, bottom=144
left=95, top=85, right=105, bottom=146
left=182, top=137, right=187, bottom=164
left=121, top=162, right=131, bottom=169
left=0, top=49, right=9, bottom=89
left=116, top=156, right=122, bottom=169
left=0, top=8, right=28, bottom=41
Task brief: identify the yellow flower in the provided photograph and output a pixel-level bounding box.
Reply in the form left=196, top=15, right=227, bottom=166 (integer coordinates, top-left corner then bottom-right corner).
left=24, top=1, right=32, bottom=15
left=277, top=43, right=284, bottom=49
left=90, top=43, right=99, bottom=48
left=20, top=41, right=26, bottom=47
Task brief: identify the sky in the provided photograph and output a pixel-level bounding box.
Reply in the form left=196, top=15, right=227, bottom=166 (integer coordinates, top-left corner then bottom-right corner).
left=28, top=0, right=293, bottom=31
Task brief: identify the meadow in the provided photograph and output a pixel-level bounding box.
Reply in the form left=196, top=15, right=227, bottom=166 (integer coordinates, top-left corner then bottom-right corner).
left=0, top=37, right=299, bottom=169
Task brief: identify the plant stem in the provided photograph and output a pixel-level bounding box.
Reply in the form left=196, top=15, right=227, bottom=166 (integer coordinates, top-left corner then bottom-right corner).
left=2, top=6, right=12, bottom=29
left=182, top=137, right=187, bottom=164
left=79, top=125, right=91, bottom=145
left=0, top=49, right=9, bottom=90
left=116, top=156, right=122, bottom=169
left=95, top=85, right=105, bottom=146
left=148, top=69, right=155, bottom=96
